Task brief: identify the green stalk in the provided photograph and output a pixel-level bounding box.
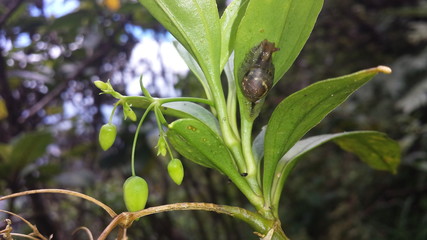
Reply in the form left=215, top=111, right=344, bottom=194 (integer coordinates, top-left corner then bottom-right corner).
left=208, top=75, right=252, bottom=178
left=130, top=103, right=155, bottom=176
left=158, top=97, right=214, bottom=106
left=108, top=100, right=122, bottom=123
left=224, top=58, right=240, bottom=140
left=240, top=117, right=262, bottom=196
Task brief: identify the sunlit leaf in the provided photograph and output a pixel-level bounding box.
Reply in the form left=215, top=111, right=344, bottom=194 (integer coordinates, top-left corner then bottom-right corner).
left=234, top=0, right=324, bottom=86
left=139, top=0, right=221, bottom=82
left=167, top=118, right=253, bottom=197
left=219, top=0, right=249, bottom=69
left=263, top=66, right=392, bottom=206
left=162, top=101, right=220, bottom=134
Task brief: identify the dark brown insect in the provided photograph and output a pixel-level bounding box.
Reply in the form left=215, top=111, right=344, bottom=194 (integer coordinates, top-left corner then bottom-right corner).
left=241, top=40, right=280, bottom=103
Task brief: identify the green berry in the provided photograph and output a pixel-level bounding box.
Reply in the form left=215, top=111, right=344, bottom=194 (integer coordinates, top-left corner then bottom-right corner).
left=99, top=123, right=117, bottom=151
left=123, top=176, right=149, bottom=212
left=167, top=158, right=184, bottom=185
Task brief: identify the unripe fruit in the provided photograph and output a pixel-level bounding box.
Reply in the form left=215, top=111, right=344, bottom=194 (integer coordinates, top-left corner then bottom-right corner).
left=167, top=158, right=184, bottom=185
left=99, top=123, right=117, bottom=151
left=123, top=176, right=149, bottom=212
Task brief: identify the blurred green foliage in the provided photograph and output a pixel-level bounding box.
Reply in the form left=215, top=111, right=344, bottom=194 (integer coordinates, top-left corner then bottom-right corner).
left=0, top=0, right=426, bottom=239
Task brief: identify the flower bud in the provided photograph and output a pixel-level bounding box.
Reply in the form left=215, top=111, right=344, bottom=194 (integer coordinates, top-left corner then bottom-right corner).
left=94, top=80, right=109, bottom=91
left=167, top=158, right=184, bottom=185
left=156, top=137, right=167, bottom=157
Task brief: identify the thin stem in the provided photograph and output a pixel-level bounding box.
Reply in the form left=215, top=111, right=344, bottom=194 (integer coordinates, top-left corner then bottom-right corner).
left=224, top=57, right=240, bottom=140
left=0, top=189, right=117, bottom=218
left=209, top=77, right=248, bottom=179
left=139, top=75, right=152, bottom=98
left=72, top=227, right=94, bottom=240
left=158, top=97, right=214, bottom=106
left=131, top=103, right=155, bottom=176
left=98, top=202, right=275, bottom=240
left=10, top=233, right=41, bottom=240
left=153, top=106, right=174, bottom=160
left=108, top=100, right=121, bottom=123
left=240, top=118, right=261, bottom=195
left=0, top=210, right=48, bottom=240
left=205, top=72, right=266, bottom=210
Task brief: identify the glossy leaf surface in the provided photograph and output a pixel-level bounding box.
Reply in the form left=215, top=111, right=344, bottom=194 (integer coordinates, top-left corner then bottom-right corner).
left=167, top=118, right=253, bottom=198
left=263, top=66, right=392, bottom=205
left=234, top=0, right=324, bottom=85
left=139, top=0, right=221, bottom=82
left=219, top=0, right=248, bottom=69
left=162, top=101, right=220, bottom=134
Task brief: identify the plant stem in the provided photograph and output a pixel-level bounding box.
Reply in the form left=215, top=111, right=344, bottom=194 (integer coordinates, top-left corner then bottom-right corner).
left=241, top=117, right=261, bottom=193
left=98, top=202, right=275, bottom=240
left=224, top=59, right=240, bottom=139
left=158, top=97, right=214, bottom=106
left=108, top=100, right=121, bottom=123
left=131, top=103, right=155, bottom=176
left=0, top=189, right=117, bottom=218
left=208, top=74, right=249, bottom=177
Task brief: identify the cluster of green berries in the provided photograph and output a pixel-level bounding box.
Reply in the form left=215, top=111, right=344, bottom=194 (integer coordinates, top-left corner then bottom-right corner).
left=95, top=80, right=184, bottom=212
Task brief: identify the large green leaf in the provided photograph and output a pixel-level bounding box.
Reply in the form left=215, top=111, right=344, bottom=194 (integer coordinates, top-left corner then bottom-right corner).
left=167, top=118, right=254, bottom=200
left=139, top=0, right=221, bottom=82
left=219, top=0, right=249, bottom=70
left=234, top=0, right=324, bottom=86
left=270, top=131, right=401, bottom=212
left=263, top=66, right=392, bottom=206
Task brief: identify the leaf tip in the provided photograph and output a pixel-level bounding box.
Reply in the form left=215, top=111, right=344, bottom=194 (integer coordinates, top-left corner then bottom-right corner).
left=377, top=65, right=392, bottom=74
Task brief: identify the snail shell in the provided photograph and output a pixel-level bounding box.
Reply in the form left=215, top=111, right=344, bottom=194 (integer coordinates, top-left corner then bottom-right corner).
left=241, top=40, right=279, bottom=103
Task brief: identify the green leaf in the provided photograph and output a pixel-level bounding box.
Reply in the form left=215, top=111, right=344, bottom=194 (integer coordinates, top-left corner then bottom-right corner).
left=139, top=0, right=221, bottom=82
left=234, top=0, right=324, bottom=86
left=252, top=126, right=266, bottom=164
left=263, top=66, right=392, bottom=206
left=173, top=41, right=212, bottom=100
left=10, top=131, right=53, bottom=170
left=49, top=10, right=93, bottom=32
left=219, top=0, right=249, bottom=70
left=124, top=97, right=220, bottom=133
left=224, top=53, right=240, bottom=138
left=163, top=101, right=220, bottom=134
left=270, top=131, right=401, bottom=212
left=167, top=118, right=254, bottom=199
